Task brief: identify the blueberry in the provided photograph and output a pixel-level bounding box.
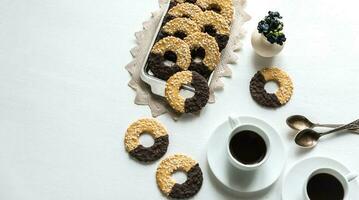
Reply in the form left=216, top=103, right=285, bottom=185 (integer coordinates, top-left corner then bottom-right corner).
left=257, top=11, right=286, bottom=45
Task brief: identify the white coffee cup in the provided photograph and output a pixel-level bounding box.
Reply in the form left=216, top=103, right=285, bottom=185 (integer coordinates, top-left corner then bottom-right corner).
left=304, top=168, right=357, bottom=200
left=226, top=116, right=271, bottom=171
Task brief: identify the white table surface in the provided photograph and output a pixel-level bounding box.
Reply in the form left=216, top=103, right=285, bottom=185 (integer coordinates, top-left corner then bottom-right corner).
left=1, top=0, right=359, bottom=199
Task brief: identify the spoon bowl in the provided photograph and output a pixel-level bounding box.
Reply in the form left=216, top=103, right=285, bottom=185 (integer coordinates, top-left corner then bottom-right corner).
left=294, top=129, right=320, bottom=148
left=286, top=115, right=314, bottom=130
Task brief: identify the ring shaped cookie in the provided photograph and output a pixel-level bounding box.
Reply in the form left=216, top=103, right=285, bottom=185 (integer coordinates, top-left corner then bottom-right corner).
left=165, top=71, right=209, bottom=113
left=161, top=18, right=201, bottom=40
left=124, top=118, right=169, bottom=162
left=193, top=11, right=230, bottom=51
left=167, top=3, right=202, bottom=20
left=149, top=36, right=191, bottom=80
left=174, top=0, right=197, bottom=3
left=156, top=154, right=203, bottom=199
left=196, top=0, right=234, bottom=25
left=184, top=32, right=220, bottom=79
left=250, top=67, right=293, bottom=108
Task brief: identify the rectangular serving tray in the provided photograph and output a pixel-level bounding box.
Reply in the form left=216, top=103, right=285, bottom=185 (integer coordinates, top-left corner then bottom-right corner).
left=140, top=1, right=214, bottom=97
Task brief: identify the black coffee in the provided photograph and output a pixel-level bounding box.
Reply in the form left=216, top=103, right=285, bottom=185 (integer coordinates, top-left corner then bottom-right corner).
left=306, top=173, right=344, bottom=200
left=229, top=130, right=267, bottom=164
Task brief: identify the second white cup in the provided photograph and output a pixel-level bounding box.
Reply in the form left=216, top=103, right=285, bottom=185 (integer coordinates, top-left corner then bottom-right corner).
left=304, top=168, right=357, bottom=200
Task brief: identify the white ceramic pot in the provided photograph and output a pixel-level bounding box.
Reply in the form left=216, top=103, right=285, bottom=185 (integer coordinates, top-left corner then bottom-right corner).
left=251, top=30, right=284, bottom=57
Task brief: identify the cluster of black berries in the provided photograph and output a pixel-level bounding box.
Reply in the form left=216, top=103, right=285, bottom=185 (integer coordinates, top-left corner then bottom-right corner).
left=257, top=11, right=286, bottom=45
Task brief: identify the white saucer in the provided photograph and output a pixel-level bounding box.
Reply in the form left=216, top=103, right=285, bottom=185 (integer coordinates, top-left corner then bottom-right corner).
left=207, top=116, right=286, bottom=196
left=282, top=157, right=359, bottom=200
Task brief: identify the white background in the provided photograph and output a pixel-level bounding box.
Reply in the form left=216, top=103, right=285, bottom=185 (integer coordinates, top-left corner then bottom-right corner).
left=1, top=0, right=359, bottom=199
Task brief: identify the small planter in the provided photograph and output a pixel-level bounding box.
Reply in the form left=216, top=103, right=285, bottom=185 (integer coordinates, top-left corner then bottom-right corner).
left=251, top=30, right=284, bottom=57
left=251, top=11, right=286, bottom=58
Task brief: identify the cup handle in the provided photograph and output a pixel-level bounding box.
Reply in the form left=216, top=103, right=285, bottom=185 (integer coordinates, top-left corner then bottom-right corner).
left=346, top=172, right=358, bottom=182
left=228, top=115, right=241, bottom=129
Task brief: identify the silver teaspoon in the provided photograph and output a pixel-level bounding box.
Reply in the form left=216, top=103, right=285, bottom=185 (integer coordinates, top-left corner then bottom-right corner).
left=294, top=119, right=359, bottom=148
left=286, top=115, right=344, bottom=130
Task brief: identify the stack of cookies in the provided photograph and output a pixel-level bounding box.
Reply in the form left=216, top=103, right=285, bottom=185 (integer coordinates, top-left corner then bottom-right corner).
left=146, top=0, right=234, bottom=114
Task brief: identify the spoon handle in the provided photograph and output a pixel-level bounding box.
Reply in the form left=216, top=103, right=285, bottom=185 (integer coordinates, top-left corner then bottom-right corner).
left=321, top=119, right=359, bottom=136
left=315, top=123, right=344, bottom=128
left=316, top=123, right=359, bottom=131
left=345, top=120, right=359, bottom=129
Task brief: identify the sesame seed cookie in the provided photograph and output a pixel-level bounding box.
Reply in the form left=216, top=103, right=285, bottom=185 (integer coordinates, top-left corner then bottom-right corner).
left=165, top=71, right=209, bottom=113
left=161, top=18, right=201, bottom=40
left=184, top=32, right=220, bottom=79
left=124, top=118, right=169, bottom=162
left=174, top=0, right=197, bottom=3
left=196, top=0, right=234, bottom=25
left=149, top=36, right=191, bottom=80
left=168, top=3, right=202, bottom=20
left=193, top=11, right=230, bottom=51
left=250, top=67, right=294, bottom=108
left=156, top=154, right=203, bottom=199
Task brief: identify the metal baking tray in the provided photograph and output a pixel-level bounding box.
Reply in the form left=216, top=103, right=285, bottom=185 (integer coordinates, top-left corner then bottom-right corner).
left=140, top=1, right=214, bottom=97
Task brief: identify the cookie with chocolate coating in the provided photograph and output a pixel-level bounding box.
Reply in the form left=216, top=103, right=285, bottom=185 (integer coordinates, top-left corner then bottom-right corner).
left=161, top=18, right=200, bottom=40
left=250, top=67, right=293, bottom=108
left=124, top=118, right=169, bottom=162
left=149, top=36, right=191, bottom=80
left=196, top=0, right=234, bottom=25
left=184, top=32, right=220, bottom=79
left=165, top=71, right=209, bottom=113
left=156, top=154, right=203, bottom=199
left=193, top=11, right=230, bottom=51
